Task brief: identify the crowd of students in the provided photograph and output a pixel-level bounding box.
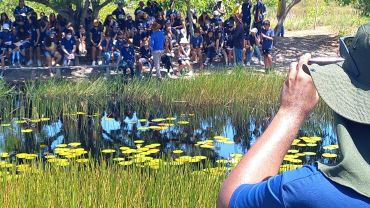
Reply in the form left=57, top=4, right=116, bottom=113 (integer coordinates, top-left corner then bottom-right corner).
left=0, top=0, right=275, bottom=78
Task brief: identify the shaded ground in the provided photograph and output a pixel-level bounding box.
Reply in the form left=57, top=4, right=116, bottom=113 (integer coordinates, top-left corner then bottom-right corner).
left=1, top=26, right=339, bottom=83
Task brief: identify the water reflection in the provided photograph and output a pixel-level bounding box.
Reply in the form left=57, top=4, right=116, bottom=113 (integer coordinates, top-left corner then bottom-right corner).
left=0, top=101, right=338, bottom=166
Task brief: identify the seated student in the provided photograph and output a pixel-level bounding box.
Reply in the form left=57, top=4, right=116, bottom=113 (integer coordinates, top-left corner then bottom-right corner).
left=29, top=15, right=41, bottom=66
left=76, top=25, right=87, bottom=56
left=11, top=26, right=27, bottom=66
left=0, top=40, right=5, bottom=72
left=90, top=19, right=103, bottom=66
left=120, top=42, right=135, bottom=78
left=43, top=30, right=62, bottom=67
left=222, top=25, right=234, bottom=67
left=203, top=30, right=217, bottom=67
left=245, top=28, right=263, bottom=66
left=60, top=29, right=76, bottom=66
left=190, top=29, right=203, bottom=68
left=0, top=13, right=12, bottom=29
left=177, top=38, right=193, bottom=76
left=161, top=31, right=174, bottom=76
left=101, top=32, right=120, bottom=65
left=0, top=23, right=14, bottom=65
left=136, top=38, right=152, bottom=74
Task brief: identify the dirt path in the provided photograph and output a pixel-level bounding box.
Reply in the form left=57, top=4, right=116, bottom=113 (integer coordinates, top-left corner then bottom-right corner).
left=274, top=26, right=339, bottom=70
left=1, top=26, right=339, bottom=83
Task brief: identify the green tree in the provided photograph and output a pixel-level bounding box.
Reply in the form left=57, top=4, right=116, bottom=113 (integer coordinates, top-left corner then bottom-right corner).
left=26, top=0, right=115, bottom=26
left=337, top=0, right=370, bottom=15
left=275, top=0, right=301, bottom=35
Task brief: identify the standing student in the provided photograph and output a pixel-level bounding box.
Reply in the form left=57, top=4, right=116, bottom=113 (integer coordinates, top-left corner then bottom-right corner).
left=252, top=0, right=266, bottom=31
left=232, top=14, right=244, bottom=65
left=190, top=29, right=203, bottom=68
left=241, top=0, right=253, bottom=37
left=150, top=22, right=165, bottom=78
left=29, top=15, right=41, bottom=66
left=260, top=20, right=274, bottom=70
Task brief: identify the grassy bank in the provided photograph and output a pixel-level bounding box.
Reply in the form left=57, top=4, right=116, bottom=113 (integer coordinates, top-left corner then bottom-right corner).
left=0, top=158, right=225, bottom=208
left=0, top=69, right=331, bottom=121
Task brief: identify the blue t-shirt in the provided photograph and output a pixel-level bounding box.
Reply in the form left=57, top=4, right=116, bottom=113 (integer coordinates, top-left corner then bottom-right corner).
left=90, top=27, right=103, bottom=43
left=190, top=35, right=203, bottom=49
left=261, top=28, right=274, bottom=50
left=101, top=39, right=114, bottom=52
left=13, top=5, right=34, bottom=19
left=121, top=46, right=135, bottom=62
left=229, top=165, right=370, bottom=208
left=61, top=37, right=76, bottom=53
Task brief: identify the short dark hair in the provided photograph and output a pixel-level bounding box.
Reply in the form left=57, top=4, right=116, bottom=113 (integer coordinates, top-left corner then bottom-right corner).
left=263, top=20, right=270, bottom=26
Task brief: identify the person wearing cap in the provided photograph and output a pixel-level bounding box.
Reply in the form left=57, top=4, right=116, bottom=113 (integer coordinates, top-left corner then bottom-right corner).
left=213, top=0, right=226, bottom=17
left=245, top=28, right=263, bottom=66
left=178, top=37, right=193, bottom=76
left=217, top=23, right=370, bottom=208
left=150, top=22, right=165, bottom=78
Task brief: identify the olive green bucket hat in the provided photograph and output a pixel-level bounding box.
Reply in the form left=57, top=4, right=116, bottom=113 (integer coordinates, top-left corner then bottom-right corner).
left=304, top=23, right=370, bottom=124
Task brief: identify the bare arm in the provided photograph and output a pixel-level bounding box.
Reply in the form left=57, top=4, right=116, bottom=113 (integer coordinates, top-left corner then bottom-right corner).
left=217, top=54, right=319, bottom=208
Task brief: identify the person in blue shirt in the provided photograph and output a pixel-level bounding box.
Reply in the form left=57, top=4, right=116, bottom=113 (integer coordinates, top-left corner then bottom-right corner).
left=232, top=15, right=245, bottom=65
left=90, top=19, right=103, bottom=66
left=242, top=0, right=252, bottom=36
left=14, top=25, right=31, bottom=66
left=245, top=28, right=263, bottom=66
left=13, top=0, right=34, bottom=21
left=166, top=1, right=178, bottom=19
left=190, top=29, right=204, bottom=69
left=28, top=15, right=41, bottom=66
left=102, top=32, right=120, bottom=65
left=0, top=13, right=12, bottom=30
left=150, top=22, right=165, bottom=78
left=119, top=42, right=135, bottom=78
left=112, top=2, right=126, bottom=29
left=218, top=22, right=370, bottom=206
left=137, top=37, right=152, bottom=75
left=252, top=0, right=266, bottom=31
left=260, top=20, right=274, bottom=70
left=0, top=23, right=14, bottom=61
left=60, top=29, right=77, bottom=66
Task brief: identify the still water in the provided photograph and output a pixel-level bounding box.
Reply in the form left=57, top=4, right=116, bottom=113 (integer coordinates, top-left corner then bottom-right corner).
left=0, top=100, right=339, bottom=166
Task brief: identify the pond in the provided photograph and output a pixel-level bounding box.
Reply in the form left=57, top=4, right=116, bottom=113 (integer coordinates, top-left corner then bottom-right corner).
left=0, top=95, right=339, bottom=170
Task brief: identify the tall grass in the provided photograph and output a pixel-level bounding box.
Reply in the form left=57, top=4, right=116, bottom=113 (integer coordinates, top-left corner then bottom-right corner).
left=0, top=159, right=225, bottom=208
left=0, top=69, right=331, bottom=122
left=266, top=0, right=370, bottom=35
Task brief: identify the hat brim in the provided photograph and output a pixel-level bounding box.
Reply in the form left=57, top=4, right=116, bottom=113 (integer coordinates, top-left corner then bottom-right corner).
left=307, top=63, right=370, bottom=124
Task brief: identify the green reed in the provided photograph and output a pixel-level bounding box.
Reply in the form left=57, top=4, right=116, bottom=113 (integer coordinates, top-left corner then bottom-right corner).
left=0, top=158, right=225, bottom=208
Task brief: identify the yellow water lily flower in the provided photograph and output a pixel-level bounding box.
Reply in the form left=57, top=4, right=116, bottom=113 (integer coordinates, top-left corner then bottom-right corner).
left=188, top=113, right=195, bottom=116
left=0, top=153, right=9, bottom=158
left=173, top=150, right=184, bottom=154
left=323, top=144, right=339, bottom=150
left=68, top=142, right=81, bottom=147
left=118, top=161, right=133, bottom=166
left=177, top=121, right=190, bottom=125
left=148, top=126, right=162, bottom=130
left=56, top=144, right=68, bottom=148
left=134, top=140, right=145, bottom=144
left=122, top=149, right=137, bottom=154
left=322, top=153, right=338, bottom=158
left=21, top=129, right=33, bottom=133
left=306, top=143, right=318, bottom=147
left=15, top=120, right=27, bottom=124
left=76, top=112, right=86, bottom=115
left=310, top=136, right=322, bottom=142
left=166, top=117, right=176, bottom=121
left=223, top=141, right=235, bottom=144
left=119, top=146, right=130, bottom=151
left=216, top=159, right=230, bottom=164
left=193, top=155, right=207, bottom=160
left=152, top=118, right=165, bottom=122
left=287, top=149, right=299, bottom=154
left=297, top=143, right=307, bottom=147
left=304, top=152, right=317, bottom=156
left=1, top=124, right=11, bottom=127
left=200, top=144, right=214, bottom=149
left=137, top=126, right=149, bottom=131
left=101, top=149, right=116, bottom=154
left=139, top=119, right=148, bottom=122
left=230, top=153, right=243, bottom=158
left=40, top=118, right=51, bottom=122
left=16, top=153, right=29, bottom=159
left=45, top=155, right=56, bottom=159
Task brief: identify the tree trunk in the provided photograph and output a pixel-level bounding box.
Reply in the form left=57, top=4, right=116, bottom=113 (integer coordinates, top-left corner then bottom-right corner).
left=185, top=0, right=194, bottom=37
left=274, top=0, right=301, bottom=36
